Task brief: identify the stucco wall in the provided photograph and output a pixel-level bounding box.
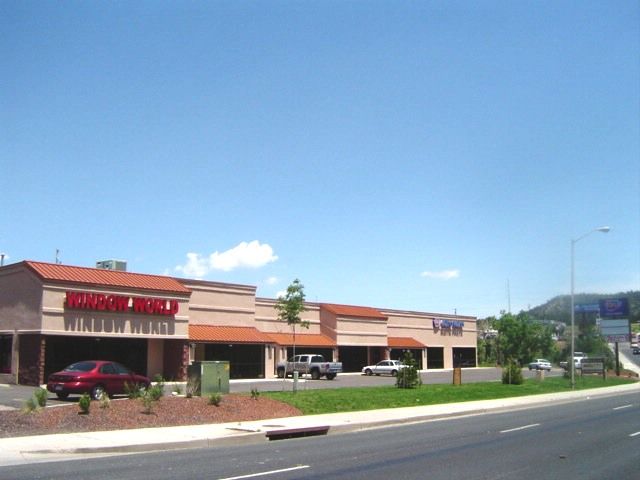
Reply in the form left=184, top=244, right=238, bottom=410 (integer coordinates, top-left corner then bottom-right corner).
left=183, top=280, right=255, bottom=327
left=0, top=266, right=43, bottom=332
left=255, top=298, right=321, bottom=334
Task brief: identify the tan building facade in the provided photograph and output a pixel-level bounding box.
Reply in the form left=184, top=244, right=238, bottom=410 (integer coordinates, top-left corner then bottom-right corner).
left=0, top=261, right=477, bottom=385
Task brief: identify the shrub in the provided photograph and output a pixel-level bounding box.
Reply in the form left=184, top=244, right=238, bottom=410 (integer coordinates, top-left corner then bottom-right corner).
left=34, top=387, right=48, bottom=408
left=396, top=351, right=422, bottom=389
left=140, top=393, right=154, bottom=414
left=22, top=397, right=38, bottom=414
left=250, top=387, right=260, bottom=400
left=148, top=384, right=164, bottom=401
left=99, top=395, right=111, bottom=409
left=208, top=393, right=222, bottom=406
left=186, top=377, right=200, bottom=398
left=78, top=393, right=91, bottom=414
left=124, top=381, right=145, bottom=400
left=501, top=360, right=524, bottom=385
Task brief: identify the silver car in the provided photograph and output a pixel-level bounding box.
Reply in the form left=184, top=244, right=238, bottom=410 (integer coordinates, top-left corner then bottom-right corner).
left=362, top=360, right=405, bottom=376
left=528, top=359, right=552, bottom=371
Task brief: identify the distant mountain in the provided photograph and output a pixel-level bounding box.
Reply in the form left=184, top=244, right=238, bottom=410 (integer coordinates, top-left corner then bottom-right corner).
left=527, top=291, right=640, bottom=324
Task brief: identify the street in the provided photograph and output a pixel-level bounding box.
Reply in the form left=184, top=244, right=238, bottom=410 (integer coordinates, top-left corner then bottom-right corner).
left=1, top=389, right=638, bottom=480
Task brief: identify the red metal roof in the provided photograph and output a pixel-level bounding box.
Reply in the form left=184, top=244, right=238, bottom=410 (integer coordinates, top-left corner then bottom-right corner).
left=321, top=303, right=387, bottom=320
left=388, top=337, right=425, bottom=348
left=24, top=261, right=191, bottom=294
left=266, top=333, right=336, bottom=347
left=189, top=325, right=274, bottom=344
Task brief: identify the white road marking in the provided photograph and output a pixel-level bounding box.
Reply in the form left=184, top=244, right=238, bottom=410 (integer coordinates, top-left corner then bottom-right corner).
left=613, top=404, right=633, bottom=411
left=218, top=465, right=310, bottom=480
left=630, top=431, right=640, bottom=438
left=500, top=423, right=540, bottom=434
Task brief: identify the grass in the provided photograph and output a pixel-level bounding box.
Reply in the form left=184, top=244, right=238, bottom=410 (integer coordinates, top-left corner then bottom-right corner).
left=263, top=376, right=636, bottom=415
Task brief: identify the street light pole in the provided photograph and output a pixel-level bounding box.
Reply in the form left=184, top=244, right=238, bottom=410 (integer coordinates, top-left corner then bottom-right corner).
left=570, top=226, right=610, bottom=389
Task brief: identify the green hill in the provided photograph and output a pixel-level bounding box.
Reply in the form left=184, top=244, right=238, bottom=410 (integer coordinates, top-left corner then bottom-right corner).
left=528, top=291, right=640, bottom=325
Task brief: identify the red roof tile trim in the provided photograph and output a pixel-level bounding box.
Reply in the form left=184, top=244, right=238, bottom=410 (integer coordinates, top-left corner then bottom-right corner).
left=24, top=261, right=190, bottom=294
left=189, top=325, right=274, bottom=344
left=321, top=303, right=387, bottom=320
left=388, top=337, right=425, bottom=348
left=266, top=333, right=336, bottom=347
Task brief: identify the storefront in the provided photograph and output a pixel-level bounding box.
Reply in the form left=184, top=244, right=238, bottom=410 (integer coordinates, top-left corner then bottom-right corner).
left=0, top=260, right=477, bottom=385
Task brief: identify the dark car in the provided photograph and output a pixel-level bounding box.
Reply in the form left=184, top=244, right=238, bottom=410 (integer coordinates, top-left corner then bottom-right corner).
left=47, top=360, right=150, bottom=400
left=633, top=347, right=640, bottom=355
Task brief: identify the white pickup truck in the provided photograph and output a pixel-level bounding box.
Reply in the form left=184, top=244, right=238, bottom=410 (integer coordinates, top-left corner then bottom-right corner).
left=276, top=354, right=343, bottom=380
left=560, top=352, right=587, bottom=370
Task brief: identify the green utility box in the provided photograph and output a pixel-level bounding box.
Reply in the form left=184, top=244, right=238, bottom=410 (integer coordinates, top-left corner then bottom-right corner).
left=187, top=361, right=230, bottom=396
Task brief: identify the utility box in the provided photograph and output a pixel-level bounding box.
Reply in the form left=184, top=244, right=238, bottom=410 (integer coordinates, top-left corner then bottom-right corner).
left=187, top=361, right=230, bottom=395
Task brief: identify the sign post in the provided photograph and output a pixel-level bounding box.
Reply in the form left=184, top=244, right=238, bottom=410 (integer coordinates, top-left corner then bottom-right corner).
left=598, top=298, right=630, bottom=377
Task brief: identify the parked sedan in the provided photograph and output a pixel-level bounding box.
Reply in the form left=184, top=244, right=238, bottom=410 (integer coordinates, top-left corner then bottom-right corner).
left=362, top=360, right=405, bottom=376
left=632, top=347, right=640, bottom=355
left=528, top=359, right=552, bottom=371
left=47, top=360, right=150, bottom=400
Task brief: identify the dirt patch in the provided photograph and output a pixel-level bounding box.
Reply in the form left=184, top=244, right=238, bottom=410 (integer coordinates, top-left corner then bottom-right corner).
left=0, top=394, right=302, bottom=438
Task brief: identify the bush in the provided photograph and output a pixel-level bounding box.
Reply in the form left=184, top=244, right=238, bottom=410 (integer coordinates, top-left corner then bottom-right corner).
left=396, top=351, right=422, bottom=389
left=186, top=376, right=200, bottom=398
left=208, top=393, right=222, bottom=406
left=99, top=395, right=111, bottom=409
left=148, top=384, right=164, bottom=401
left=250, top=387, right=260, bottom=400
left=140, top=393, right=154, bottom=414
left=78, top=393, right=91, bottom=414
left=34, top=387, right=48, bottom=408
left=124, top=381, right=145, bottom=400
left=502, top=360, right=524, bottom=385
left=22, top=397, right=38, bottom=414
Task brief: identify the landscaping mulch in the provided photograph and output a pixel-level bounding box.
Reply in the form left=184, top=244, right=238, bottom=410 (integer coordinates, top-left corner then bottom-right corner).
left=0, top=394, right=302, bottom=438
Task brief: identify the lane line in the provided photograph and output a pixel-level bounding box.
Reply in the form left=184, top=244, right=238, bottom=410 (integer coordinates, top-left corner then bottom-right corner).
left=630, top=431, right=640, bottom=438
left=218, top=465, right=310, bottom=480
left=500, top=423, right=540, bottom=434
left=613, top=404, right=633, bottom=411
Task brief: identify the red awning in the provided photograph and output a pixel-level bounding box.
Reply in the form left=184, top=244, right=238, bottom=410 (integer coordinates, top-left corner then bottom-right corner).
left=189, top=325, right=273, bottom=344
left=388, top=337, right=425, bottom=348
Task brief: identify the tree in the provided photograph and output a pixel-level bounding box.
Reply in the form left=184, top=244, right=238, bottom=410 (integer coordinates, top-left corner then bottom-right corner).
left=496, top=312, right=555, bottom=366
left=274, top=279, right=309, bottom=363
left=396, top=350, right=421, bottom=389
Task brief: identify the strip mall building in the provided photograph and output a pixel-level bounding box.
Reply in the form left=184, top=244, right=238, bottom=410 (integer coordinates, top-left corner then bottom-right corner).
left=0, top=261, right=477, bottom=385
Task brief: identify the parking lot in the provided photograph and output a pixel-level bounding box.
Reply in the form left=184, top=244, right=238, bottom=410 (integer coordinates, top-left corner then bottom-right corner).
left=0, top=367, right=563, bottom=410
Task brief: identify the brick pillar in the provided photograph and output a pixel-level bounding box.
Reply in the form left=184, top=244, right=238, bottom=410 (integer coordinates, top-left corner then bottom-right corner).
left=18, top=334, right=45, bottom=386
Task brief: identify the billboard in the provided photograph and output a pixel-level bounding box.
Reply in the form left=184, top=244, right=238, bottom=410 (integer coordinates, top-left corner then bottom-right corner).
left=599, top=298, right=629, bottom=318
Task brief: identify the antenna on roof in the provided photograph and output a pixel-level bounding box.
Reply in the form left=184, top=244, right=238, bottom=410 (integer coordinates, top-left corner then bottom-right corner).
left=55, top=249, right=61, bottom=264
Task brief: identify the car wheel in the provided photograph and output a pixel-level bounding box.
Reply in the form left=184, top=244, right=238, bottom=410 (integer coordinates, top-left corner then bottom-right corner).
left=55, top=392, right=69, bottom=400
left=364, top=369, right=372, bottom=376
left=311, top=369, right=321, bottom=380
left=326, top=373, right=336, bottom=380
left=391, top=370, right=398, bottom=376
left=277, top=369, right=285, bottom=378
left=91, top=384, right=106, bottom=400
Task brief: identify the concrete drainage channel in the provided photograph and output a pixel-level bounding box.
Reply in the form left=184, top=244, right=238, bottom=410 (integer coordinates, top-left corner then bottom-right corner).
left=265, top=425, right=330, bottom=441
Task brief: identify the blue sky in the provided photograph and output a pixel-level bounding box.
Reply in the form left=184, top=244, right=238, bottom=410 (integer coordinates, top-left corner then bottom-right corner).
left=2, top=1, right=638, bottom=318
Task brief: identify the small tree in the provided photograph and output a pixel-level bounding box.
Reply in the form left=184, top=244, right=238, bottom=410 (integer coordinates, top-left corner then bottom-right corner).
left=275, top=279, right=309, bottom=364
left=396, top=351, right=422, bottom=389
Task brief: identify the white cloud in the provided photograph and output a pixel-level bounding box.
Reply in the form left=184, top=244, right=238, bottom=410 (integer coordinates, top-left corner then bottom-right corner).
left=175, top=241, right=278, bottom=278
left=266, top=276, right=279, bottom=286
left=175, top=252, right=209, bottom=278
left=210, top=241, right=278, bottom=271
left=421, top=269, right=460, bottom=280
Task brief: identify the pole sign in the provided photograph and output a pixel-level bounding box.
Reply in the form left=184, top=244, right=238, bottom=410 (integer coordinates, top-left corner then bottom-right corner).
left=599, top=318, right=630, bottom=343
left=599, top=298, right=629, bottom=318
left=574, top=303, right=600, bottom=313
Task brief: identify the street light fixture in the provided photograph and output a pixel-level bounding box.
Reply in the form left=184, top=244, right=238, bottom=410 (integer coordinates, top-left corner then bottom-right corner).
left=570, top=226, right=610, bottom=389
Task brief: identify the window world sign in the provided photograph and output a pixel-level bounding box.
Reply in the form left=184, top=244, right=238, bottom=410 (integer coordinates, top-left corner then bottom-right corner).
left=65, top=291, right=179, bottom=316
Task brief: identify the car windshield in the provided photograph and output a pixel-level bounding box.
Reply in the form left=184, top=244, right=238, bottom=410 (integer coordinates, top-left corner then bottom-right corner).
left=63, top=361, right=96, bottom=372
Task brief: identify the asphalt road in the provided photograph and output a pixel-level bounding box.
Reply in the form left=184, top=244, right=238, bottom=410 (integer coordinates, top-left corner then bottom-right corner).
left=1, top=389, right=638, bottom=479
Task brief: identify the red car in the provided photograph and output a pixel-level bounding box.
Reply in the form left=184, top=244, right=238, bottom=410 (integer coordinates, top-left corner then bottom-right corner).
left=47, top=360, right=150, bottom=400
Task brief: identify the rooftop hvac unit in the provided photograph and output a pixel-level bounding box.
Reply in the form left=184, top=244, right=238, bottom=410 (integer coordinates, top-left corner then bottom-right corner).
left=96, top=259, right=127, bottom=271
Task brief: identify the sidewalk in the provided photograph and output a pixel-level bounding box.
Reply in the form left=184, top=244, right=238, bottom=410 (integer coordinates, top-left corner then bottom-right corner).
left=0, top=382, right=638, bottom=467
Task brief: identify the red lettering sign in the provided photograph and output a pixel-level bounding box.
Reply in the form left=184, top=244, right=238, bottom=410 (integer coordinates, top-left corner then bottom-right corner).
left=65, top=291, right=179, bottom=316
